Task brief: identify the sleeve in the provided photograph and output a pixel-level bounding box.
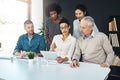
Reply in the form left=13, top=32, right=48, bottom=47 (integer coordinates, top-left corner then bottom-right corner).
left=13, top=36, right=22, bottom=55
left=72, top=39, right=82, bottom=61
left=39, top=35, right=46, bottom=51
left=50, top=35, right=57, bottom=51
left=73, top=20, right=75, bottom=37
left=93, top=23, right=99, bottom=33
left=102, top=33, right=115, bottom=65
left=51, top=36, right=56, bottom=45
left=66, top=38, right=76, bottom=61
left=45, top=18, right=50, bottom=27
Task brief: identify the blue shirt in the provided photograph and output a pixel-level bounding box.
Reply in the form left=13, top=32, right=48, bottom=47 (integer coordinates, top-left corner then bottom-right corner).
left=13, top=33, right=46, bottom=55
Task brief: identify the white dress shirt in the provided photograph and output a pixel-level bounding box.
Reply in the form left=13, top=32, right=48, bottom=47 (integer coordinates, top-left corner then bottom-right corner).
left=51, top=34, right=76, bottom=60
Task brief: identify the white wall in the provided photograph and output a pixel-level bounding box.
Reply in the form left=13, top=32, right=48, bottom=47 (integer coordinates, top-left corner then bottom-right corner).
left=31, top=0, right=43, bottom=33
left=0, top=0, right=43, bottom=57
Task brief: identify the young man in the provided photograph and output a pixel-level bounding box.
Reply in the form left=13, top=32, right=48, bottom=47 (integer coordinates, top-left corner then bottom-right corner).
left=13, top=20, right=46, bottom=58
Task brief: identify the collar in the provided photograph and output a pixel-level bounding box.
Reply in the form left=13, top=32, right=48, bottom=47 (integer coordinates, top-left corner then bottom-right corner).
left=83, top=30, right=95, bottom=40
left=61, top=34, right=72, bottom=40
left=25, top=33, right=35, bottom=39
left=77, top=19, right=80, bottom=22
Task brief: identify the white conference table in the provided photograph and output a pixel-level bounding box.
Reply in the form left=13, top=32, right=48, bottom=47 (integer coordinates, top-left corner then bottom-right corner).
left=0, top=57, right=110, bottom=80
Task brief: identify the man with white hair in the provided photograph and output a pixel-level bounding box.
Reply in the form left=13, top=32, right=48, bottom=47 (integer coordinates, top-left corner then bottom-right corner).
left=70, top=16, right=114, bottom=68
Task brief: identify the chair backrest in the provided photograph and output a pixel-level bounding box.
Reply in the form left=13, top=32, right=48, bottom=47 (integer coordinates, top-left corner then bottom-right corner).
left=113, top=55, right=120, bottom=66
left=107, top=66, right=120, bottom=80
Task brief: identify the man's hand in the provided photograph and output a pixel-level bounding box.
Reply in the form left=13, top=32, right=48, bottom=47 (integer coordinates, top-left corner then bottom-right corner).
left=70, top=59, right=79, bottom=68
left=20, top=51, right=26, bottom=58
left=100, top=63, right=109, bottom=68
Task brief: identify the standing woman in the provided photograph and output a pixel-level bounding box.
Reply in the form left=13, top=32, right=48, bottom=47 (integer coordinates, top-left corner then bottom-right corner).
left=45, top=3, right=62, bottom=50
left=73, top=4, right=99, bottom=38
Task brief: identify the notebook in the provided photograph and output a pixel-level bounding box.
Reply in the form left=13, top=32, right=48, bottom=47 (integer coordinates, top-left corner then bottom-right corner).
left=40, top=51, right=57, bottom=60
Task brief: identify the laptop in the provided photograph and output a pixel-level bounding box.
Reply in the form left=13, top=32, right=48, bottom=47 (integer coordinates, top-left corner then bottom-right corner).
left=40, top=51, right=57, bottom=60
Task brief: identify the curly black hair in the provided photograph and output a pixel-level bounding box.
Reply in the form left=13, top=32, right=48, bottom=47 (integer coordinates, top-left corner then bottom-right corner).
left=74, top=4, right=89, bottom=16
left=45, top=3, right=62, bottom=17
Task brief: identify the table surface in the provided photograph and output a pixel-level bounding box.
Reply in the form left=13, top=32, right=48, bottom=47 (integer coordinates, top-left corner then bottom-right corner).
left=0, top=57, right=110, bottom=80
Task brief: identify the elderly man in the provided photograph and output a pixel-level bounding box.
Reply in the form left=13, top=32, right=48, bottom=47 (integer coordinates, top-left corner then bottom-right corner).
left=70, top=16, right=114, bottom=68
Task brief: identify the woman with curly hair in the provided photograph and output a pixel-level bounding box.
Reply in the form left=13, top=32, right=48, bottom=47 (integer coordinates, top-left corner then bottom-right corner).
left=45, top=3, right=63, bottom=50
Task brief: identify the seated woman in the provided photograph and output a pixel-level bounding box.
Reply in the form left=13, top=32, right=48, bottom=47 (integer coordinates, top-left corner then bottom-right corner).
left=50, top=18, right=76, bottom=63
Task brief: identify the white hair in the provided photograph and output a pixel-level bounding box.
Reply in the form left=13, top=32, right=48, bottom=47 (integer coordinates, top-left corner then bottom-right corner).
left=81, top=16, right=99, bottom=33
left=81, top=16, right=95, bottom=27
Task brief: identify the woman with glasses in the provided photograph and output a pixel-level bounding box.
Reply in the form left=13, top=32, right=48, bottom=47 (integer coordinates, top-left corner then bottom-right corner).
left=50, top=18, right=76, bottom=63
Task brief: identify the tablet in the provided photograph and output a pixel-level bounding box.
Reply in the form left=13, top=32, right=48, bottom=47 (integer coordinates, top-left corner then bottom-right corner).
left=40, top=51, right=57, bottom=60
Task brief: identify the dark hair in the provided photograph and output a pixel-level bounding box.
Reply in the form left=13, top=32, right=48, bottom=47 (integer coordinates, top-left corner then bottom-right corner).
left=24, top=20, right=33, bottom=26
left=45, top=3, right=62, bottom=17
left=74, top=4, right=89, bottom=16
left=59, top=18, right=70, bottom=26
